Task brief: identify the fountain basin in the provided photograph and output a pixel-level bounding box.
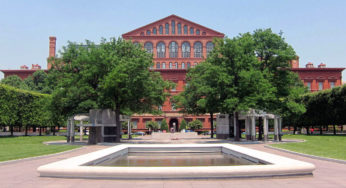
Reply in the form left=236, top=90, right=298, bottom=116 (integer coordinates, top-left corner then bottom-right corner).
left=37, top=144, right=315, bottom=179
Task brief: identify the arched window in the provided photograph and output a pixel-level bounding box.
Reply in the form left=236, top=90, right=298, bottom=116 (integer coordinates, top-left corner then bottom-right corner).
left=157, top=42, right=165, bottom=58
left=169, top=62, right=172, bottom=69
left=184, top=25, right=188, bottom=34
left=171, top=20, right=175, bottom=34
left=181, top=62, right=185, bottom=69
left=169, top=41, right=178, bottom=58
left=182, top=42, right=190, bottom=58
left=177, top=23, right=181, bottom=34
left=190, top=27, right=194, bottom=34
left=144, top=42, right=153, bottom=54
left=162, top=62, right=166, bottom=69
left=165, top=23, right=169, bottom=34
left=196, top=29, right=200, bottom=35
left=187, top=62, right=191, bottom=68
left=153, top=27, right=157, bottom=35
left=206, top=42, right=214, bottom=57
left=159, top=25, right=163, bottom=34
left=146, top=30, right=151, bottom=35
left=174, top=62, right=178, bottom=69
left=194, top=42, right=202, bottom=58
left=156, top=62, right=160, bottom=69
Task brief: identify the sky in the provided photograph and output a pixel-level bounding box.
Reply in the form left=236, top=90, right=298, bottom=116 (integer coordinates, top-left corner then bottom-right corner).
left=0, top=0, right=345, bottom=80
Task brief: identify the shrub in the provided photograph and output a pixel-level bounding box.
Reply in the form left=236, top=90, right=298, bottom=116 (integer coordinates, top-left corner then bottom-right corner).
left=187, top=120, right=203, bottom=131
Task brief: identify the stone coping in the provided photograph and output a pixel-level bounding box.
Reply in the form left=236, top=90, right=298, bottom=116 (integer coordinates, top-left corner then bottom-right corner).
left=37, top=144, right=315, bottom=179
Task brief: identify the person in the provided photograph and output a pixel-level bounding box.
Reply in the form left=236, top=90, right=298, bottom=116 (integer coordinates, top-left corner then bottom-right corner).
left=310, top=127, right=314, bottom=135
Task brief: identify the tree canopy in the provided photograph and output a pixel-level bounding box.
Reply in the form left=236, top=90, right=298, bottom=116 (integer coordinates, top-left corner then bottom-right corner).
left=49, top=37, right=170, bottom=142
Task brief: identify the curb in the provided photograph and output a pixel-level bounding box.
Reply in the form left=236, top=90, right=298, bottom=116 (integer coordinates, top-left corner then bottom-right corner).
left=0, top=146, right=85, bottom=166
left=265, top=145, right=346, bottom=165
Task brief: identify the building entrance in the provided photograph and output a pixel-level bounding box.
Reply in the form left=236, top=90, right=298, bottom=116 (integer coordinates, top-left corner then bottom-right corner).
left=169, top=118, right=179, bottom=132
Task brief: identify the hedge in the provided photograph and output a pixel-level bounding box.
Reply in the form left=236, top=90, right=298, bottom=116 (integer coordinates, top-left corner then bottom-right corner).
left=0, top=84, right=52, bottom=133
left=287, top=84, right=346, bottom=127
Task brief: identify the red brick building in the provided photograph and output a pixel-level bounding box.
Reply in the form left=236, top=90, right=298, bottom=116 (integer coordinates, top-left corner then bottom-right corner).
left=1, top=15, right=344, bottom=131
left=121, top=15, right=224, bottom=131
left=290, top=58, right=344, bottom=92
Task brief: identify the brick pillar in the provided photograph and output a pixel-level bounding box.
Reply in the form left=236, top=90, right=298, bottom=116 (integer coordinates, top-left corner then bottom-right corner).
left=48, top=36, right=56, bottom=69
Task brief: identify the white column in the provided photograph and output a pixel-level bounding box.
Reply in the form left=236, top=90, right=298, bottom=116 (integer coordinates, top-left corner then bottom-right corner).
left=245, top=117, right=251, bottom=140
left=80, top=125, right=83, bottom=142
left=274, top=117, right=279, bottom=141
left=263, top=117, right=268, bottom=142
left=251, top=116, right=256, bottom=141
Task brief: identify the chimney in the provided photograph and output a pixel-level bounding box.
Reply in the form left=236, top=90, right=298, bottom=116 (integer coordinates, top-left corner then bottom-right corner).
left=48, top=36, right=56, bottom=69
left=290, top=56, right=300, bottom=68
left=31, top=64, right=41, bottom=70
left=20, top=65, right=28, bottom=70
left=318, top=63, right=326, bottom=68
left=306, top=62, right=314, bottom=68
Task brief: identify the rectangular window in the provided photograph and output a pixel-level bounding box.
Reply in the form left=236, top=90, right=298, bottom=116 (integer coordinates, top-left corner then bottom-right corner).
left=131, top=121, right=138, bottom=129
left=318, top=82, right=323, bottom=91
left=184, top=25, right=188, bottom=34
left=178, top=23, right=181, bottom=34
left=190, top=27, right=194, bottom=34
left=162, top=62, right=166, bottom=69
left=169, top=62, right=172, bottom=69
left=330, top=81, right=335, bottom=88
left=165, top=23, right=169, bottom=34
left=307, top=82, right=311, bottom=91
left=156, top=62, right=160, bottom=69
left=171, top=21, right=175, bottom=34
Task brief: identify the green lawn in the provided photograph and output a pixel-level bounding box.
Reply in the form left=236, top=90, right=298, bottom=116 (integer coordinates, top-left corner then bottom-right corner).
left=271, top=134, right=346, bottom=160
left=0, top=136, right=80, bottom=162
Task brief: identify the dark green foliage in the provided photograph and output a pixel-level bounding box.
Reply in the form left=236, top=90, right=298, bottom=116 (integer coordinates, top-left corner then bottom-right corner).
left=289, top=85, right=346, bottom=127
left=0, top=75, right=27, bottom=89
left=49, top=38, right=170, bottom=142
left=187, top=120, right=203, bottom=131
left=179, top=119, right=187, bottom=131
left=0, top=84, right=52, bottom=135
left=160, top=119, right=168, bottom=131
left=146, top=121, right=159, bottom=131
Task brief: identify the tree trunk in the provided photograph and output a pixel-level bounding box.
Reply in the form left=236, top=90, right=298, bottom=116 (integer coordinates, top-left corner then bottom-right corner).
left=288, top=124, right=290, bottom=133
left=115, top=105, right=121, bottom=143
left=10, top=125, right=14, bottom=136
left=228, top=113, right=234, bottom=138
left=53, top=126, right=56, bottom=136
left=210, top=113, right=214, bottom=139
left=320, top=125, right=323, bottom=135
left=333, top=125, right=336, bottom=135
left=234, top=112, right=240, bottom=141
left=39, top=127, right=42, bottom=136
left=326, top=125, right=329, bottom=132
left=25, top=125, right=28, bottom=136
left=306, top=126, right=310, bottom=135
left=258, top=117, right=263, bottom=140
left=33, top=126, right=36, bottom=132
left=19, top=126, right=22, bottom=132
left=293, top=125, right=297, bottom=135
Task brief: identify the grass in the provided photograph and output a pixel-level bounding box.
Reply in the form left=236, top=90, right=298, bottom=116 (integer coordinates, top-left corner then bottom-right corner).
left=270, top=134, right=346, bottom=160
left=0, top=136, right=80, bottom=162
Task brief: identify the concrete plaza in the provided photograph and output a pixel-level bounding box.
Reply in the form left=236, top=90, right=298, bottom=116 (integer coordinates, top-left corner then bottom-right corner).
left=0, top=136, right=345, bottom=188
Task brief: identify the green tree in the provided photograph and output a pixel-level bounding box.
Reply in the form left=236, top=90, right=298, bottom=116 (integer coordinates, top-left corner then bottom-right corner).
left=203, top=34, right=275, bottom=141
left=179, top=119, right=187, bottom=131
left=174, top=62, right=225, bottom=138
left=160, top=119, right=168, bottom=132
left=187, top=120, right=203, bottom=131
left=145, top=121, right=159, bottom=131
left=0, top=75, right=26, bottom=89
left=49, top=38, right=170, bottom=142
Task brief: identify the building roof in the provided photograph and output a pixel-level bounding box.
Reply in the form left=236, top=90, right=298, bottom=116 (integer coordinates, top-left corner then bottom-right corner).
left=122, top=14, right=225, bottom=38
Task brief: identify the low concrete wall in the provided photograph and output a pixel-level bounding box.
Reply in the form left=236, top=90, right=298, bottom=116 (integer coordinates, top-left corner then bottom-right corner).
left=151, top=132, right=198, bottom=139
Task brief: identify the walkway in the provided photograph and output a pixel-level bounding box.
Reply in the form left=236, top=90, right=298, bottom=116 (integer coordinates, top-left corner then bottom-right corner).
left=0, top=136, right=345, bottom=188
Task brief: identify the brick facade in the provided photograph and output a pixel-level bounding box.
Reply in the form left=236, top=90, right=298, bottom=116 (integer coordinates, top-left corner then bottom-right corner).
left=0, top=15, right=344, bottom=132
